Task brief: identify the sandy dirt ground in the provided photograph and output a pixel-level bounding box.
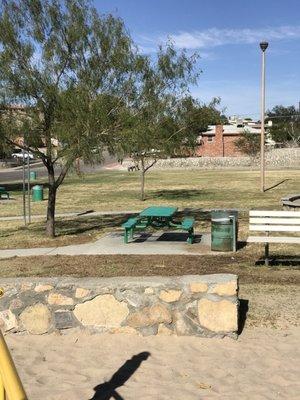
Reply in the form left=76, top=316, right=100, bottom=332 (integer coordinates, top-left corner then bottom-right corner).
left=7, top=327, right=300, bottom=400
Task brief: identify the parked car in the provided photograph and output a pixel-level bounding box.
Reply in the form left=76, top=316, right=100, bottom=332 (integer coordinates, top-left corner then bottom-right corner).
left=11, top=149, right=34, bottom=160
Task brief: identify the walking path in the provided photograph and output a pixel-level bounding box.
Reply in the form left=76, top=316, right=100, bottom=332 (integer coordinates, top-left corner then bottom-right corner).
left=0, top=210, right=137, bottom=221
left=0, top=231, right=211, bottom=258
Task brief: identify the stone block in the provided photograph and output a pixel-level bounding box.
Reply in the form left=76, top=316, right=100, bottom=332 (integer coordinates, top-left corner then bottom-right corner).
left=109, top=326, right=139, bottom=335
left=174, top=311, right=190, bottom=336
left=127, top=303, right=172, bottom=328
left=120, top=290, right=145, bottom=307
left=9, top=299, right=23, bottom=310
left=73, top=294, right=129, bottom=328
left=75, top=288, right=90, bottom=299
left=20, top=283, right=33, bottom=292
left=20, top=303, right=52, bottom=334
left=0, top=310, right=18, bottom=332
left=198, top=299, right=238, bottom=333
left=157, top=323, right=173, bottom=336
left=54, top=311, right=75, bottom=330
left=48, top=293, right=74, bottom=306
left=159, top=290, right=182, bottom=303
left=190, top=282, right=208, bottom=293
left=144, top=288, right=154, bottom=294
left=209, top=281, right=237, bottom=296
left=35, top=284, right=54, bottom=293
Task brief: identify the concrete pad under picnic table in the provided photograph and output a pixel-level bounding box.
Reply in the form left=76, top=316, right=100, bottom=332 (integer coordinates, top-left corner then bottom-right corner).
left=85, top=230, right=213, bottom=255
left=0, top=231, right=213, bottom=258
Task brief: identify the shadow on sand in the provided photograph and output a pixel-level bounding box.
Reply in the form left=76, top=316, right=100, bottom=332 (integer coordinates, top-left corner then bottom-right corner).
left=90, top=352, right=150, bottom=400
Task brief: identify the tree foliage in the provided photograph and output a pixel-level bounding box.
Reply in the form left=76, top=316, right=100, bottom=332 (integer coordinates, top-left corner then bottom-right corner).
left=267, top=105, right=300, bottom=145
left=235, top=129, right=260, bottom=157
left=0, top=0, right=136, bottom=236
left=115, top=82, right=225, bottom=200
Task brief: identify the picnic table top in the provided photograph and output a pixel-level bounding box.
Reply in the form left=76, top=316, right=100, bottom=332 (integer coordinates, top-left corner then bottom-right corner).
left=139, top=206, right=178, bottom=218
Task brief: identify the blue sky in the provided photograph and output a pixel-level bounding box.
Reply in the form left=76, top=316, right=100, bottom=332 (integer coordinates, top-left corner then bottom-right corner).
left=95, top=0, right=300, bottom=118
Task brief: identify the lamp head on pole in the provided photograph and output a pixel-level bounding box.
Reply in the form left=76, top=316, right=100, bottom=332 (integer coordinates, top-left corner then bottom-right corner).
left=260, top=41, right=269, bottom=52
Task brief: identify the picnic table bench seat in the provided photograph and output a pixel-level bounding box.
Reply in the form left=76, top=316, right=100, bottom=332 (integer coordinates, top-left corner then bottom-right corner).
left=247, top=210, right=300, bottom=265
left=122, top=217, right=138, bottom=229
left=181, top=217, right=195, bottom=244
left=181, top=217, right=194, bottom=230
left=122, top=217, right=139, bottom=243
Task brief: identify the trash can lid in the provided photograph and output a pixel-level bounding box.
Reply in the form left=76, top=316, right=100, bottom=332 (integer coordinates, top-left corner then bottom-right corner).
left=32, top=185, right=42, bottom=189
left=212, top=217, right=230, bottom=222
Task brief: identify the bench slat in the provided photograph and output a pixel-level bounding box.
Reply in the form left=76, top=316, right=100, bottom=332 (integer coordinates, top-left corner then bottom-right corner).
left=122, top=218, right=138, bottom=228
left=249, top=225, right=300, bottom=232
left=250, top=217, right=300, bottom=225
left=250, top=210, right=300, bottom=217
left=247, top=236, right=300, bottom=244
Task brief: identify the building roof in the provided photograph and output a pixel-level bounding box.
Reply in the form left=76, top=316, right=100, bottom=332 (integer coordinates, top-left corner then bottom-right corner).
left=201, top=124, right=261, bottom=136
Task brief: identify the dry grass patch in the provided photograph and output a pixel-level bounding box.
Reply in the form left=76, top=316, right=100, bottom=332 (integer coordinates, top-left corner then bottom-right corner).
left=240, top=284, right=300, bottom=329
left=0, top=253, right=299, bottom=281
left=0, top=214, right=129, bottom=249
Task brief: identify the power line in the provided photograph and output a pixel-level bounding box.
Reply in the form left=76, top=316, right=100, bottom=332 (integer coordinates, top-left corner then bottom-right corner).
left=227, top=113, right=300, bottom=119
left=266, top=114, right=300, bottom=119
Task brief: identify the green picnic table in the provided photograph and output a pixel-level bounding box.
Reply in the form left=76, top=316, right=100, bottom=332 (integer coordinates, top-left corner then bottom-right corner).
left=122, top=206, right=195, bottom=244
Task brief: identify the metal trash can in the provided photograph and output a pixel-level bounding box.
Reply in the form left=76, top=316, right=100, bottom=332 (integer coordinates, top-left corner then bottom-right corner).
left=211, top=209, right=238, bottom=252
left=30, top=171, right=37, bottom=180
left=32, top=185, right=43, bottom=202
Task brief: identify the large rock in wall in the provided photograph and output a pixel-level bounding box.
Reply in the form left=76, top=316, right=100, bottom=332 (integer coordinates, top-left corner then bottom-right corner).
left=0, top=274, right=239, bottom=338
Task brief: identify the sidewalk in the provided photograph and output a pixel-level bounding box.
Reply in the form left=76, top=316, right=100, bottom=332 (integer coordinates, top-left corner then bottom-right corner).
left=0, top=210, right=137, bottom=221
left=0, top=231, right=211, bottom=258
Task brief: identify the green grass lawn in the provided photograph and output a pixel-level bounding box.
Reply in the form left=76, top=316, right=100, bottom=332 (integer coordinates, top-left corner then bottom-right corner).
left=0, top=168, right=299, bottom=252
left=1, top=169, right=299, bottom=217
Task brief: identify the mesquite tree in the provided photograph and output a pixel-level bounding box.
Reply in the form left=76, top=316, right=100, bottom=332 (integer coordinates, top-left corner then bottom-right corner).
left=115, top=45, right=202, bottom=201
left=117, top=88, right=226, bottom=200
left=0, top=0, right=136, bottom=236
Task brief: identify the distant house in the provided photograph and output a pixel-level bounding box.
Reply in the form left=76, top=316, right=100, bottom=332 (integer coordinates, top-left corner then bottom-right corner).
left=196, top=124, right=261, bottom=157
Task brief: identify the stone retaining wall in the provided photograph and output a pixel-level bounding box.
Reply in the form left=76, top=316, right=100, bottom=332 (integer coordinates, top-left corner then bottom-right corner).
left=143, top=147, right=300, bottom=169
left=0, top=275, right=239, bottom=338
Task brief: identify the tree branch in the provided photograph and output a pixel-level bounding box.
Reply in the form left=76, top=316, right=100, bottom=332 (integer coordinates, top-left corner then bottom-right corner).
left=55, top=158, right=74, bottom=188
left=3, top=136, right=47, bottom=161
left=144, top=159, right=157, bottom=173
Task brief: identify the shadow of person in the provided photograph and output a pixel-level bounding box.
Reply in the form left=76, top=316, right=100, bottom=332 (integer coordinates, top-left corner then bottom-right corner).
left=90, top=352, right=151, bottom=400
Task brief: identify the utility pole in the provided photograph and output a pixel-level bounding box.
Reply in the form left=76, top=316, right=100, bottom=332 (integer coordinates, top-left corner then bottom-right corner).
left=27, top=150, right=31, bottom=224
left=260, top=41, right=268, bottom=193
left=22, top=148, right=26, bottom=225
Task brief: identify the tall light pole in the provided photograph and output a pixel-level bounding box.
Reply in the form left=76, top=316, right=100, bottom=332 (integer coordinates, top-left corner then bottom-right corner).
left=260, top=41, right=268, bottom=192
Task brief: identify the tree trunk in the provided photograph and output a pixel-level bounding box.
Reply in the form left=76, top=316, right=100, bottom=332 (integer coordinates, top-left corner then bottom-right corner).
left=46, top=166, right=57, bottom=237
left=140, top=158, right=145, bottom=201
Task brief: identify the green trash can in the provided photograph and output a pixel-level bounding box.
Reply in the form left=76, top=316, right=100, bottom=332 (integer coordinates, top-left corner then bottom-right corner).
left=32, top=185, right=43, bottom=202
left=30, top=171, right=37, bottom=180
left=211, top=209, right=238, bottom=252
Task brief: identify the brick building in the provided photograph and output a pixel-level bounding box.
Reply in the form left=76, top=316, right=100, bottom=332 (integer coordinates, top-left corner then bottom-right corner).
left=196, top=124, right=260, bottom=157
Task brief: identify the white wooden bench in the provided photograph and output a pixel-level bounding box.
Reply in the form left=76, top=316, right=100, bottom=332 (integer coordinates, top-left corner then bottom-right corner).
left=247, top=210, right=300, bottom=266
